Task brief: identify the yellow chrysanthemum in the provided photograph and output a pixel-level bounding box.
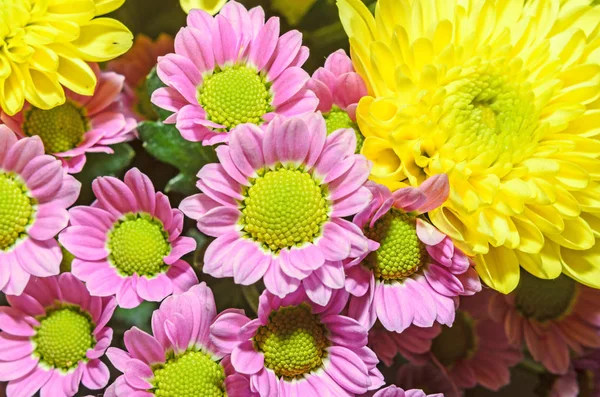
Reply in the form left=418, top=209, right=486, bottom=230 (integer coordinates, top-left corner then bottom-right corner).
left=0, top=0, right=132, bottom=116
left=180, top=0, right=227, bottom=15
left=338, top=0, right=600, bottom=293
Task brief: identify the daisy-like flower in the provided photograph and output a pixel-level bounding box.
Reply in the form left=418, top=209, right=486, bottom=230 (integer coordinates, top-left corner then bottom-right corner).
left=346, top=178, right=481, bottom=333
left=105, top=282, right=255, bottom=397
left=0, top=0, right=132, bottom=116
left=0, top=127, right=80, bottom=295
left=431, top=292, right=523, bottom=392
left=0, top=274, right=116, bottom=397
left=368, top=323, right=441, bottom=366
left=58, top=167, right=198, bottom=308
left=180, top=113, right=372, bottom=305
left=108, top=34, right=175, bottom=121
left=210, top=286, right=384, bottom=396
left=2, top=64, right=137, bottom=174
left=338, top=0, right=600, bottom=293
left=368, top=385, right=442, bottom=397
left=490, top=269, right=600, bottom=375
left=306, top=49, right=368, bottom=150
left=151, top=0, right=318, bottom=145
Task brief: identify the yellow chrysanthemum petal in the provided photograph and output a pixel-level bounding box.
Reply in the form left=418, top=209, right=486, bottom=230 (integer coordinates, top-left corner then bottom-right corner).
left=180, top=0, right=227, bottom=15
left=0, top=0, right=131, bottom=115
left=339, top=0, right=600, bottom=292
left=272, top=0, right=318, bottom=26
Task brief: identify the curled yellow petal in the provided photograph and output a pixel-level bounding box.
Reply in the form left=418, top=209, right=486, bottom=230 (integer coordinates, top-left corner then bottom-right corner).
left=72, top=18, right=133, bottom=62
left=180, top=0, right=227, bottom=15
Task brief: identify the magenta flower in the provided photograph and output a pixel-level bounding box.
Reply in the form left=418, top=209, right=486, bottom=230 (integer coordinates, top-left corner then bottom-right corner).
left=490, top=269, right=600, bottom=375
left=1, top=64, right=136, bottom=174
left=180, top=113, right=372, bottom=304
left=306, top=49, right=367, bottom=147
left=0, top=274, right=116, bottom=397
left=368, top=323, right=441, bottom=367
left=210, top=286, right=384, bottom=396
left=431, top=291, right=523, bottom=392
left=369, top=385, right=443, bottom=397
left=345, top=178, right=481, bottom=333
left=151, top=0, right=317, bottom=145
left=0, top=127, right=80, bottom=295
left=105, top=282, right=254, bottom=396
left=59, top=167, right=198, bottom=308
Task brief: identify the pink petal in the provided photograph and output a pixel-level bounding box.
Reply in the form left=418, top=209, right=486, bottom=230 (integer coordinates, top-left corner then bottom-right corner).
left=68, top=206, right=115, bottom=230
left=124, top=327, right=165, bottom=365
left=106, top=348, right=131, bottom=372
left=417, top=174, right=450, bottom=213
left=175, top=27, right=215, bottom=74
left=5, top=292, right=45, bottom=318
left=263, top=262, right=301, bottom=298
left=392, top=187, right=427, bottom=212
left=375, top=283, right=414, bottom=333
left=232, top=241, right=271, bottom=285
left=85, top=72, right=124, bottom=114
left=324, top=346, right=371, bottom=394
left=165, top=236, right=197, bottom=264
left=312, top=67, right=336, bottom=91
left=20, top=156, right=63, bottom=200
left=332, top=73, right=367, bottom=109
left=306, top=79, right=333, bottom=113
left=124, top=359, right=153, bottom=390
left=197, top=206, right=242, bottom=237
left=124, top=168, right=156, bottom=214
left=229, top=123, right=265, bottom=177
left=136, top=274, right=173, bottom=302
left=116, top=277, right=144, bottom=309
left=157, top=53, right=201, bottom=88
left=403, top=277, right=437, bottom=328
left=165, top=313, right=192, bottom=353
left=215, top=145, right=251, bottom=186
left=273, top=117, right=310, bottom=165
left=317, top=222, right=351, bottom=261
left=198, top=163, right=243, bottom=200
left=58, top=226, right=109, bottom=261
left=267, top=30, right=302, bottom=81
left=424, top=264, right=464, bottom=296
left=0, top=355, right=38, bottom=381
left=165, top=260, right=199, bottom=294
left=3, top=136, right=44, bottom=174
left=322, top=314, right=368, bottom=348
left=212, top=15, right=239, bottom=66
left=274, top=89, right=318, bottom=117
left=272, top=67, right=310, bottom=107
left=179, top=193, right=221, bottom=220
left=92, top=176, right=138, bottom=216
left=248, top=17, right=279, bottom=71
left=15, top=239, right=61, bottom=278
left=324, top=49, right=354, bottom=76
left=0, top=332, right=33, bottom=361
left=231, top=340, right=264, bottom=375
left=210, top=309, right=251, bottom=354
left=416, top=219, right=447, bottom=246
left=203, top=232, right=241, bottom=278
left=303, top=275, right=332, bottom=306
left=0, top=126, right=18, bottom=159
left=187, top=8, right=214, bottom=33
left=81, top=360, right=110, bottom=390
left=0, top=307, right=37, bottom=337
left=151, top=86, right=188, bottom=113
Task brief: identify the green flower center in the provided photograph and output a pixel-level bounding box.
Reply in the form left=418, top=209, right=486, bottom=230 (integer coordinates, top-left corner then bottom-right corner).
left=0, top=173, right=36, bottom=251
left=23, top=101, right=89, bottom=154
left=441, top=71, right=540, bottom=166
left=514, top=270, right=578, bottom=322
left=198, top=65, right=272, bottom=130
left=363, top=210, right=427, bottom=282
left=431, top=311, right=477, bottom=367
left=33, top=306, right=95, bottom=371
left=241, top=167, right=330, bottom=252
left=152, top=350, right=226, bottom=397
left=107, top=213, right=171, bottom=277
left=323, top=107, right=364, bottom=153
left=254, top=304, right=329, bottom=379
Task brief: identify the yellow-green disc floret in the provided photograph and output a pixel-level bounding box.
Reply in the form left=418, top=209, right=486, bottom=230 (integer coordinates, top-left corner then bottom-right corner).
left=198, top=65, right=271, bottom=130
left=0, top=173, right=35, bottom=251
left=323, top=107, right=364, bottom=153
left=23, top=102, right=89, bottom=154
left=107, top=214, right=171, bottom=277
left=514, top=270, right=578, bottom=323
left=33, top=307, right=95, bottom=371
left=431, top=311, right=477, bottom=367
left=254, top=304, right=329, bottom=379
left=152, top=350, right=226, bottom=397
left=364, top=210, right=427, bottom=282
left=241, top=168, right=329, bottom=252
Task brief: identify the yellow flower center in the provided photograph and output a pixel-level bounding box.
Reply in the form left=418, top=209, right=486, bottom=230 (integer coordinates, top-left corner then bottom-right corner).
left=254, top=304, right=329, bottom=379
left=323, top=107, right=364, bottom=153
left=0, top=172, right=36, bottom=251
left=514, top=271, right=578, bottom=322
left=431, top=311, right=477, bottom=367
left=23, top=102, right=89, bottom=154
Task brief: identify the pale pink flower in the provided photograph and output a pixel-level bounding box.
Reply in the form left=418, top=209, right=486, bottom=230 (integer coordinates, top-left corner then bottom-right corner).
left=59, top=168, right=198, bottom=308
left=0, top=127, right=80, bottom=295
left=2, top=64, right=136, bottom=173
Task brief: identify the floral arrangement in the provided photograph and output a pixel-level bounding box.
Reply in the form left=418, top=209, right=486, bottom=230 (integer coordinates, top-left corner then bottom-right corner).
left=0, top=0, right=599, bottom=396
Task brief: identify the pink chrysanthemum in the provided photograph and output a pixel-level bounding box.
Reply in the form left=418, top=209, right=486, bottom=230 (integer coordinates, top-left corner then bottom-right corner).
left=0, top=274, right=116, bottom=397
left=1, top=64, right=136, bottom=174
left=431, top=291, right=523, bottom=392
left=490, top=269, right=600, bottom=375
left=58, top=168, right=198, bottom=308
left=345, top=178, right=481, bottom=333
left=368, top=385, right=443, bottom=397
left=210, top=286, right=384, bottom=396
left=0, top=127, right=80, bottom=295
left=368, top=323, right=441, bottom=367
left=108, top=34, right=175, bottom=120
left=180, top=113, right=372, bottom=305
left=306, top=49, right=367, bottom=149
left=151, top=0, right=317, bottom=145
left=105, top=282, right=254, bottom=396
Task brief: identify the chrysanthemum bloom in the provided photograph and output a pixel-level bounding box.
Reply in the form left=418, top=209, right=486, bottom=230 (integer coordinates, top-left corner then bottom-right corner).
left=430, top=292, right=522, bottom=392
left=180, top=0, right=227, bottom=15
left=394, top=363, right=460, bottom=397
left=367, top=385, right=442, bottom=397
left=0, top=0, right=132, bottom=116
left=306, top=49, right=368, bottom=150
left=105, top=282, right=255, bottom=396
left=0, top=274, right=116, bottom=397
left=346, top=177, right=481, bottom=333
left=2, top=64, right=137, bottom=174
left=59, top=167, right=198, bottom=308
left=368, top=323, right=441, bottom=366
left=0, top=127, right=80, bottom=295
left=152, top=0, right=318, bottom=145
left=338, top=0, right=600, bottom=293
left=490, top=269, right=600, bottom=375
left=108, top=34, right=175, bottom=121
left=210, top=286, right=384, bottom=396
left=180, top=113, right=372, bottom=304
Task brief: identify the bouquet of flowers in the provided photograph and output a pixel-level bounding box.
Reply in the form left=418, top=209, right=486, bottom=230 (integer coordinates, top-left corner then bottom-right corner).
left=0, top=0, right=599, bottom=396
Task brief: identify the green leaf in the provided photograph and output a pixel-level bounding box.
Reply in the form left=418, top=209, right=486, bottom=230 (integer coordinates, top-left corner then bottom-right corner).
left=75, top=143, right=136, bottom=204
left=138, top=120, right=218, bottom=195
left=145, top=67, right=173, bottom=122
